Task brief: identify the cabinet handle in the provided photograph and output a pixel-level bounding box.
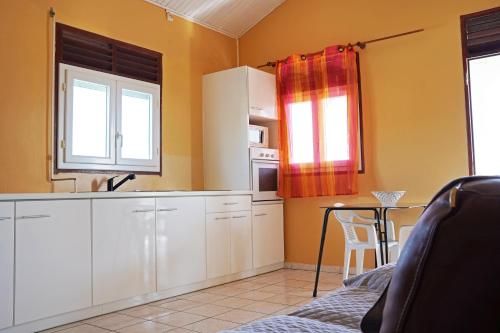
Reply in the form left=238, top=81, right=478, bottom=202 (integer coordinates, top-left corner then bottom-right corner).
left=132, top=209, right=155, bottom=213
left=0, top=216, right=12, bottom=221
left=157, top=208, right=178, bottom=212
left=254, top=213, right=268, bottom=217
left=232, top=215, right=247, bottom=219
left=223, top=202, right=239, bottom=206
left=215, top=217, right=231, bottom=220
left=17, top=214, right=51, bottom=220
left=251, top=106, right=264, bottom=111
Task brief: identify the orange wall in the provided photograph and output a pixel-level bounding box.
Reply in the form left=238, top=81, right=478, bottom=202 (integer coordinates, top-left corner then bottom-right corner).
left=239, top=0, right=499, bottom=268
left=0, top=0, right=236, bottom=193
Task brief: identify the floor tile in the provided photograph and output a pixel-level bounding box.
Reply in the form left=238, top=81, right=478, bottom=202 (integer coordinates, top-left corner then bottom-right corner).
left=184, top=318, right=238, bottom=333
left=55, top=324, right=113, bottom=333
left=179, top=292, right=227, bottom=303
left=203, top=286, right=248, bottom=297
left=167, top=329, right=196, bottom=333
left=213, top=297, right=257, bottom=309
left=241, top=301, right=288, bottom=314
left=273, top=279, right=311, bottom=288
left=39, top=322, right=83, bottom=333
left=119, top=305, right=176, bottom=320
left=117, top=321, right=174, bottom=333
left=237, top=290, right=276, bottom=301
left=158, top=299, right=203, bottom=311
left=85, top=314, right=144, bottom=330
left=185, top=304, right=232, bottom=317
left=214, top=309, right=264, bottom=324
left=153, top=312, right=206, bottom=327
left=271, top=305, right=300, bottom=315
left=265, top=294, right=310, bottom=306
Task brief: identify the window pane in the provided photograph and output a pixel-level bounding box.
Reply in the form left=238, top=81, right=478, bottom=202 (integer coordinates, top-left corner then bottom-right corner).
left=72, top=79, right=109, bottom=158
left=289, top=101, right=314, bottom=163
left=121, top=89, right=153, bottom=160
left=323, top=96, right=349, bottom=161
left=469, top=54, right=500, bottom=175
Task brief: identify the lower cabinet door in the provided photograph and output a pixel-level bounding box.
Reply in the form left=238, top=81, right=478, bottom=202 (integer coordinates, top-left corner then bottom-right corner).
left=252, top=203, right=284, bottom=268
left=206, top=213, right=231, bottom=279
left=15, top=200, right=92, bottom=324
left=0, top=202, right=14, bottom=329
left=230, top=212, right=252, bottom=274
left=156, top=197, right=206, bottom=290
left=92, top=198, right=156, bottom=305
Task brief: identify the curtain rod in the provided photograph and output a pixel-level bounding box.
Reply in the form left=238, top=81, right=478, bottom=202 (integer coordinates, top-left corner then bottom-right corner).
left=257, top=28, right=424, bottom=69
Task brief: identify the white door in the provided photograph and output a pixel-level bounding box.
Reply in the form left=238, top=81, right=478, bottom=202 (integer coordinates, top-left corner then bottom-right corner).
left=206, top=213, right=231, bottom=279
left=252, top=203, right=284, bottom=268
left=230, top=212, right=253, bottom=274
left=92, top=198, right=156, bottom=305
left=156, top=197, right=206, bottom=290
left=0, top=202, right=14, bottom=329
left=248, top=67, right=277, bottom=120
left=15, top=200, right=92, bottom=324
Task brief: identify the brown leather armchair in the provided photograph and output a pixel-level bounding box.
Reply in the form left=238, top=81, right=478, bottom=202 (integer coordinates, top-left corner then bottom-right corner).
left=365, top=176, right=500, bottom=333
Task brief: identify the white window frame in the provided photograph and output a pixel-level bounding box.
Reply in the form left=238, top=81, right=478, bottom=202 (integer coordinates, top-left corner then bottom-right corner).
left=57, top=64, right=161, bottom=173
left=116, top=81, right=161, bottom=168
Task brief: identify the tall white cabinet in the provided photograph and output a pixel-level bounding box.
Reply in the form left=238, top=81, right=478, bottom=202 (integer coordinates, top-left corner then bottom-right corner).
left=203, top=66, right=277, bottom=191
left=0, top=202, right=14, bottom=330
left=92, top=198, right=156, bottom=305
left=15, top=200, right=91, bottom=324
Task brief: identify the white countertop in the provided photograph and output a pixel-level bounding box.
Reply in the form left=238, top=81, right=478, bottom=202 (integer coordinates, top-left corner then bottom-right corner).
left=0, top=190, right=253, bottom=201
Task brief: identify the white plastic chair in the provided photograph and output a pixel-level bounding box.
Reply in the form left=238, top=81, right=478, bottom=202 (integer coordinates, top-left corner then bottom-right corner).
left=398, top=225, right=414, bottom=255
left=334, top=203, right=399, bottom=279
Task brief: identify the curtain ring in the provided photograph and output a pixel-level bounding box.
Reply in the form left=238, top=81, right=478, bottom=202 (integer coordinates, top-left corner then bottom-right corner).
left=338, top=46, right=345, bottom=52
left=300, top=54, right=306, bottom=60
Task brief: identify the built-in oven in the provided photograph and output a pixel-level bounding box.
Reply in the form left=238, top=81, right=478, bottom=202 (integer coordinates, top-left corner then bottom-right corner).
left=251, top=148, right=280, bottom=201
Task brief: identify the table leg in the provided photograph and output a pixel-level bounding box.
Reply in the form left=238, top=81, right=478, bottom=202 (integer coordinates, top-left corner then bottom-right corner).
left=375, top=209, right=385, bottom=266
left=313, top=208, right=332, bottom=297
left=383, top=208, right=390, bottom=264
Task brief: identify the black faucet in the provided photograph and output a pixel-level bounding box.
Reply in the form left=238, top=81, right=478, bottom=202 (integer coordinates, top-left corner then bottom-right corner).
left=107, top=173, right=136, bottom=191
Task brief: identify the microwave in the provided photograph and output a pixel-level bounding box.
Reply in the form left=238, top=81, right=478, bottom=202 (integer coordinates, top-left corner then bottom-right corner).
left=248, top=125, right=269, bottom=148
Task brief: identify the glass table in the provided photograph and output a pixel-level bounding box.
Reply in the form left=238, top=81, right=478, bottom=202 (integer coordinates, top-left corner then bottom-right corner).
left=312, top=202, right=427, bottom=297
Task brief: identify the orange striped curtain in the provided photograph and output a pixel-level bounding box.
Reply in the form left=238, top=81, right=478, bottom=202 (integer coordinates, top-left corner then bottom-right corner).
left=276, top=47, right=360, bottom=198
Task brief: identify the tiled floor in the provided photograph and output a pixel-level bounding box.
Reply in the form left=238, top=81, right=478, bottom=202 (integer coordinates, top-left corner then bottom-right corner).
left=40, top=269, right=344, bottom=333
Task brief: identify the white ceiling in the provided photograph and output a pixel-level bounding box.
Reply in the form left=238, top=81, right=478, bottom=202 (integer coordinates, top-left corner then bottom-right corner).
left=145, top=0, right=285, bottom=38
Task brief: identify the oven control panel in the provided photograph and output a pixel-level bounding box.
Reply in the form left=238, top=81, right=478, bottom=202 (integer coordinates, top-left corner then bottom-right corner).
left=250, top=147, right=279, bottom=161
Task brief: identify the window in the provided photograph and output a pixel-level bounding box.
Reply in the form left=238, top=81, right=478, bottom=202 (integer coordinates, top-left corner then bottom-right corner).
left=58, top=64, right=160, bottom=172
left=288, top=96, right=363, bottom=170
left=55, top=23, right=162, bottom=173
left=461, top=7, right=500, bottom=175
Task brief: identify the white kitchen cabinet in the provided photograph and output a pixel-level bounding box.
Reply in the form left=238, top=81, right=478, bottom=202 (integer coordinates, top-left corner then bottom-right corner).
left=207, top=210, right=253, bottom=279
left=206, top=195, right=251, bottom=213
left=156, top=197, right=206, bottom=290
left=206, top=213, right=231, bottom=279
left=230, top=212, right=253, bottom=273
left=248, top=67, right=277, bottom=120
left=252, top=203, right=284, bottom=268
left=15, top=200, right=91, bottom=325
left=92, top=198, right=156, bottom=305
left=0, top=202, right=14, bottom=329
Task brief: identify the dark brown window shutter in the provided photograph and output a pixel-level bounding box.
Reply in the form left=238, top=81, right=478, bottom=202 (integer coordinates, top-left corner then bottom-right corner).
left=56, top=23, right=162, bottom=84
left=463, top=8, right=500, bottom=58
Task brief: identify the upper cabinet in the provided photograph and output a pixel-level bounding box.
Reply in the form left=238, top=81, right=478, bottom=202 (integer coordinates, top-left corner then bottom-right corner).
left=248, top=67, right=277, bottom=120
